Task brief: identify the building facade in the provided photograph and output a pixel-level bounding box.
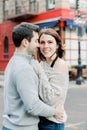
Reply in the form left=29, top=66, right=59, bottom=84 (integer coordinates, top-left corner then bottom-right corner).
left=0, top=0, right=87, bottom=71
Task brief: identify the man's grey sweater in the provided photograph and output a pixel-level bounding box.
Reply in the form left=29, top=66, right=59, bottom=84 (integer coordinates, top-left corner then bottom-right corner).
left=3, top=53, right=55, bottom=130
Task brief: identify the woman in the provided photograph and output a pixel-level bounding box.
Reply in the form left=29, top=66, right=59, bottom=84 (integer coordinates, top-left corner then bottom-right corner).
left=31, top=28, right=69, bottom=130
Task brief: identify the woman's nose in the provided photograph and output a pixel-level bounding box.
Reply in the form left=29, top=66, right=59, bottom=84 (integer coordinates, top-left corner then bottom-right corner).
left=44, top=43, right=48, bottom=47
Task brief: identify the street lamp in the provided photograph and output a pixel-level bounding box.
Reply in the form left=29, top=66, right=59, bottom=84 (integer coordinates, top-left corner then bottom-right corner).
left=69, top=0, right=86, bottom=84
left=75, top=25, right=85, bottom=85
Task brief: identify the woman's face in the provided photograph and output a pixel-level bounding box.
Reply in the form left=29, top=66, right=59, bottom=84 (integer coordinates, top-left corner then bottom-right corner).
left=39, top=34, right=58, bottom=59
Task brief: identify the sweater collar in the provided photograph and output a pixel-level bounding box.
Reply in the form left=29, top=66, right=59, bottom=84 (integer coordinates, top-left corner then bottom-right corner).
left=14, top=52, right=32, bottom=61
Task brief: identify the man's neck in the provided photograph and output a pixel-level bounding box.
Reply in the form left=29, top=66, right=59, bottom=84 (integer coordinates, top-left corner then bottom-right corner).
left=15, top=48, right=27, bottom=55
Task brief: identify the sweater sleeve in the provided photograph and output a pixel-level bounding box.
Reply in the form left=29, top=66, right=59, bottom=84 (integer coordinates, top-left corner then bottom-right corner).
left=31, top=60, right=65, bottom=106
left=39, top=71, right=69, bottom=106
left=15, top=65, right=55, bottom=117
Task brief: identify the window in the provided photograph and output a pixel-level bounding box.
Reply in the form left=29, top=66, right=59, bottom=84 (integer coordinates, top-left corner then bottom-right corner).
left=4, top=36, right=9, bottom=59
left=3, top=0, right=9, bottom=20
left=4, top=0, right=9, bottom=11
left=46, top=0, right=55, bottom=10
left=15, top=0, right=21, bottom=14
left=29, top=0, right=37, bottom=12
left=4, top=36, right=9, bottom=53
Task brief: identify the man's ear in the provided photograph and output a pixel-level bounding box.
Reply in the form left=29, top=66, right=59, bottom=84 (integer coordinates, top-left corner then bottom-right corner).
left=22, top=38, right=28, bottom=47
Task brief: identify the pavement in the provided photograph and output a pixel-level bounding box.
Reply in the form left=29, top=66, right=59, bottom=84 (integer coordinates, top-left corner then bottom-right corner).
left=69, top=79, right=87, bottom=88
left=65, top=81, right=87, bottom=130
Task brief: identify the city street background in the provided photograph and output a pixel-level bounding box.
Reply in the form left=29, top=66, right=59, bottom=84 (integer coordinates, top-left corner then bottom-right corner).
left=0, top=74, right=87, bottom=130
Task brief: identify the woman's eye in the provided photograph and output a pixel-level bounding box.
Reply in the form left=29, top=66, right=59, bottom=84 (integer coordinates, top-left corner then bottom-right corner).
left=48, top=41, right=53, bottom=44
left=40, top=41, right=45, bottom=44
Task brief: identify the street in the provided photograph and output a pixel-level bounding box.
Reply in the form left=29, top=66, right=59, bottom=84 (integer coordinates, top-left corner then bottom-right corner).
left=65, top=81, right=87, bottom=130
left=0, top=80, right=87, bottom=130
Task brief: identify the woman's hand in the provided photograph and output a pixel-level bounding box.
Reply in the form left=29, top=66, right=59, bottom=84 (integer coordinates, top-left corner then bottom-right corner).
left=54, top=103, right=65, bottom=121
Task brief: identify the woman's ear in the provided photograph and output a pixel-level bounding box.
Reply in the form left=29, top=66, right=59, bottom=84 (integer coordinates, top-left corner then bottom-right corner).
left=62, top=44, right=66, bottom=50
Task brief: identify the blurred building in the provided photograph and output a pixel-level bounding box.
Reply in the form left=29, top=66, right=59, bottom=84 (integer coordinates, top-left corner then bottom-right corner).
left=0, top=0, right=87, bottom=71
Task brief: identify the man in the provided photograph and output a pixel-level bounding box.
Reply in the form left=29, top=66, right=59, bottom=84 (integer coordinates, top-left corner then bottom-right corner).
left=2, top=22, right=60, bottom=130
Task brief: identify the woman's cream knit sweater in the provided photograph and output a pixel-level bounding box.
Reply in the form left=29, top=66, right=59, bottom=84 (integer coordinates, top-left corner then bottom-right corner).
left=31, top=59, right=69, bottom=123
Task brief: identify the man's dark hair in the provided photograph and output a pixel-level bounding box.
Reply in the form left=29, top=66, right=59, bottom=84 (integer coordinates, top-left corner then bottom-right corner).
left=12, top=22, right=39, bottom=47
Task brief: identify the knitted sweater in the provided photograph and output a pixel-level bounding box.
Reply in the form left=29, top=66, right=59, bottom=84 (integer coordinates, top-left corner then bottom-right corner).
left=3, top=53, right=55, bottom=130
left=31, top=60, right=69, bottom=123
